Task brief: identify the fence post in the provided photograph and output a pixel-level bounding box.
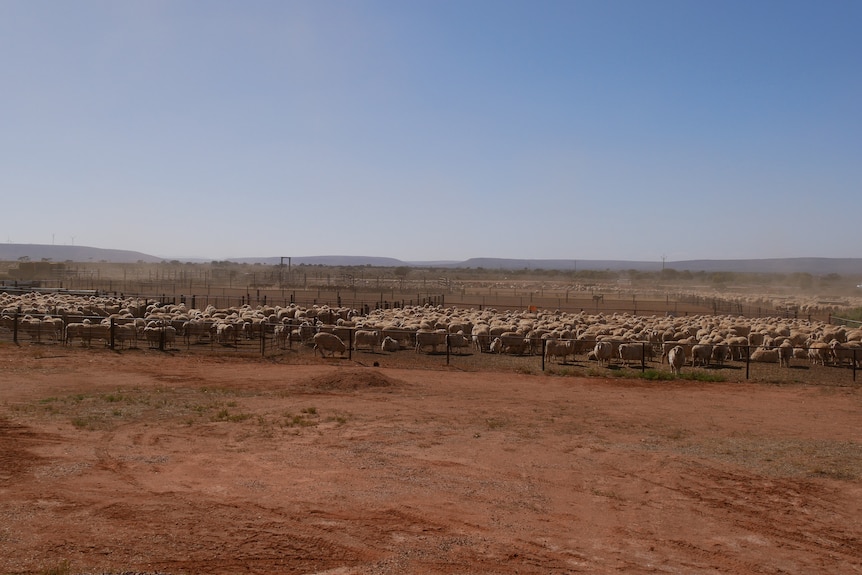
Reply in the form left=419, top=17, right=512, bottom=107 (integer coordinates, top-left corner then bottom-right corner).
left=541, top=338, right=546, bottom=371
left=641, top=342, right=646, bottom=372
left=13, top=312, right=18, bottom=344
left=745, top=345, right=751, bottom=380
left=110, top=318, right=115, bottom=350
left=446, top=334, right=451, bottom=365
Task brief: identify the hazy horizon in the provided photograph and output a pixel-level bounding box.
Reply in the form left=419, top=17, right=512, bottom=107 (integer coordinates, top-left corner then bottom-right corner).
left=2, top=1, right=859, bottom=262
left=4, top=242, right=862, bottom=273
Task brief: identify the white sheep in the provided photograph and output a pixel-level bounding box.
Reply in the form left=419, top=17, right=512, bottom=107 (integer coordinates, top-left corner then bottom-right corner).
left=544, top=339, right=574, bottom=363
left=618, top=342, right=646, bottom=367
left=778, top=340, right=794, bottom=367
left=668, top=345, right=685, bottom=375
left=690, top=344, right=713, bottom=367
left=353, top=329, right=381, bottom=352
left=313, top=332, right=347, bottom=358
left=593, top=341, right=613, bottom=366
left=380, top=336, right=400, bottom=352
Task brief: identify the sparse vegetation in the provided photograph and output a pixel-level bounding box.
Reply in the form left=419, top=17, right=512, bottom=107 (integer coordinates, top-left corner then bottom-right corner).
left=1, top=342, right=859, bottom=574
left=212, top=408, right=253, bottom=423
left=485, top=417, right=507, bottom=430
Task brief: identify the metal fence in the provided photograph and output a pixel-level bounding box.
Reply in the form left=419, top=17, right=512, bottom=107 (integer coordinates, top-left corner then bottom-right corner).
left=1, top=312, right=858, bottom=383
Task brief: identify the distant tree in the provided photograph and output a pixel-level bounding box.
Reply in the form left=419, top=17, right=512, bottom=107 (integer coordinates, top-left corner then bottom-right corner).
left=393, top=266, right=410, bottom=289
left=393, top=266, right=411, bottom=279
left=709, top=272, right=736, bottom=285
left=661, top=268, right=679, bottom=280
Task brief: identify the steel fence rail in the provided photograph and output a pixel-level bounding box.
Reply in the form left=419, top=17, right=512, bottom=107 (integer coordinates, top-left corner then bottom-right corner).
left=1, top=316, right=859, bottom=382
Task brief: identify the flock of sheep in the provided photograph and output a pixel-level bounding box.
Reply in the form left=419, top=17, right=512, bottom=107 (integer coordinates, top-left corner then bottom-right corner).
left=1, top=290, right=861, bottom=373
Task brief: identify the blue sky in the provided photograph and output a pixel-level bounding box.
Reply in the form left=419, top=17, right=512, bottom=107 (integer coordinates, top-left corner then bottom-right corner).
left=1, top=0, right=859, bottom=262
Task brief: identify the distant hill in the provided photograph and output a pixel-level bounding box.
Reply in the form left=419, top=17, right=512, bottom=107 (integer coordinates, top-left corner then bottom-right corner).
left=234, top=255, right=411, bottom=267
left=0, top=244, right=860, bottom=276
left=0, top=244, right=163, bottom=264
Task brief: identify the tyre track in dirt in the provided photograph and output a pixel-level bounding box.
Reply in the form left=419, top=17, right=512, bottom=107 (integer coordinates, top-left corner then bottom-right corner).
left=602, top=458, right=862, bottom=573
left=0, top=419, right=50, bottom=481
left=3, top=352, right=862, bottom=574
left=674, top=462, right=862, bottom=565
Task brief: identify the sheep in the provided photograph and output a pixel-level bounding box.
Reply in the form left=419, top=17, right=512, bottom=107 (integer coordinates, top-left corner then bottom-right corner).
left=725, top=336, right=749, bottom=360
left=806, top=340, right=831, bottom=366
left=19, top=315, right=47, bottom=342
left=447, top=331, right=471, bottom=355
left=273, top=323, right=290, bottom=348
left=471, top=324, right=491, bottom=353
left=215, top=322, right=236, bottom=345
left=380, top=336, right=400, bottom=352
left=778, top=340, right=794, bottom=368
left=660, top=341, right=678, bottom=364
left=748, top=332, right=767, bottom=348
left=41, top=316, right=65, bottom=342
left=593, top=341, right=613, bottom=366
left=498, top=332, right=529, bottom=355
left=64, top=322, right=88, bottom=346
left=711, top=343, right=731, bottom=367
left=3, top=291, right=860, bottom=383
left=691, top=344, right=713, bottom=367
left=382, top=326, right=413, bottom=348
left=830, top=341, right=861, bottom=367
left=353, top=329, right=381, bottom=352
left=668, top=345, right=685, bottom=375
left=545, top=339, right=574, bottom=364
left=750, top=346, right=780, bottom=363
left=313, top=332, right=347, bottom=358
left=618, top=342, right=646, bottom=367
left=661, top=338, right=695, bottom=364
left=112, top=323, right=138, bottom=348
left=144, top=324, right=177, bottom=349
left=297, top=322, right=316, bottom=345
left=183, top=318, right=214, bottom=344
left=415, top=330, right=448, bottom=354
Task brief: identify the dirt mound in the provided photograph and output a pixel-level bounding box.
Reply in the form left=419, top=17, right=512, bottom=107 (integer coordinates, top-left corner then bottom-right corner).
left=295, top=368, right=403, bottom=391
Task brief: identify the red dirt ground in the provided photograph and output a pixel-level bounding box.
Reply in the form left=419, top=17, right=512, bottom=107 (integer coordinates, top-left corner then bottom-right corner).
left=1, top=345, right=861, bottom=574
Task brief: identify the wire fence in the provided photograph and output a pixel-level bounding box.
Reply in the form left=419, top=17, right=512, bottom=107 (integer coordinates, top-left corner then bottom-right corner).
left=1, top=312, right=858, bottom=383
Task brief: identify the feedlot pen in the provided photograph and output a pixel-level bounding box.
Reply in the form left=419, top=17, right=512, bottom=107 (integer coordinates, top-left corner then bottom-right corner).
left=0, top=285, right=858, bottom=385
left=1, top=322, right=858, bottom=385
